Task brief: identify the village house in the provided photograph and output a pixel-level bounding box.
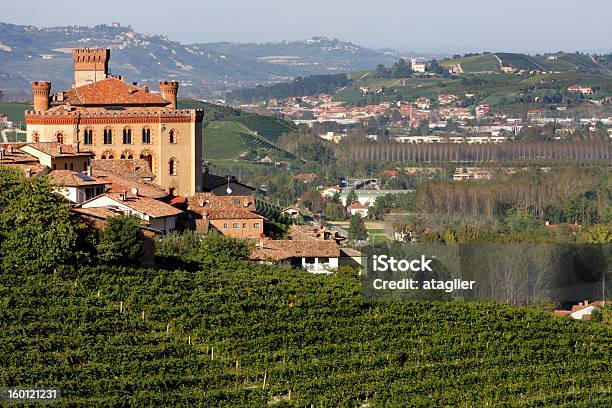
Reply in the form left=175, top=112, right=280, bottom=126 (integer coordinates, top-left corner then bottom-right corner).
left=77, top=191, right=182, bottom=233
left=554, top=300, right=606, bottom=320
left=567, top=85, right=593, bottom=95
left=48, top=169, right=108, bottom=204
left=293, top=173, right=317, bottom=183
left=186, top=193, right=265, bottom=239
left=321, top=185, right=342, bottom=198
left=411, top=59, right=426, bottom=73
left=347, top=202, right=369, bottom=217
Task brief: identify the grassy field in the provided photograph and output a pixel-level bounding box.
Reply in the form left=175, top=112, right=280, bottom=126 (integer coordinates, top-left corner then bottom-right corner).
left=203, top=121, right=252, bottom=160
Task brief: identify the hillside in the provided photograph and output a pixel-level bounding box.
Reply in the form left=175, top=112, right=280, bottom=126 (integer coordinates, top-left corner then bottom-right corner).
left=1, top=264, right=610, bottom=406
left=440, top=52, right=612, bottom=74
left=194, top=37, right=399, bottom=75
left=0, top=23, right=401, bottom=100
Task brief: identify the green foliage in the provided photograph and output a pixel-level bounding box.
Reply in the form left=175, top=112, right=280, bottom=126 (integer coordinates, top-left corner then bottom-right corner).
left=96, top=215, right=143, bottom=266
left=576, top=224, right=612, bottom=243
left=0, top=170, right=79, bottom=272
left=348, top=214, right=368, bottom=241
left=345, top=189, right=358, bottom=206
left=371, top=192, right=416, bottom=220
left=197, top=231, right=253, bottom=265
left=1, top=264, right=611, bottom=405
left=155, top=230, right=203, bottom=261
left=324, top=201, right=344, bottom=221
left=502, top=206, right=540, bottom=233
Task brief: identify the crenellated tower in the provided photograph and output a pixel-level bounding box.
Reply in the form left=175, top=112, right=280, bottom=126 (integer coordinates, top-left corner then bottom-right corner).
left=72, top=48, right=110, bottom=87
left=159, top=81, right=179, bottom=109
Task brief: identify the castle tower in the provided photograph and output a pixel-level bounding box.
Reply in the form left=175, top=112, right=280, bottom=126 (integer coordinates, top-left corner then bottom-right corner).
left=72, top=48, right=110, bottom=87
left=159, top=81, right=179, bottom=109
left=32, top=81, right=51, bottom=112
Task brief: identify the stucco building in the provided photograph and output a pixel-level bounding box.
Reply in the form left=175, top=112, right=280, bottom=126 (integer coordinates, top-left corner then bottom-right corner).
left=25, top=48, right=203, bottom=195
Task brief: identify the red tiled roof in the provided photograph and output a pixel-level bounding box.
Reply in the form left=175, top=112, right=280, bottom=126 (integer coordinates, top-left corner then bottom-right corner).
left=251, top=239, right=340, bottom=262
left=187, top=193, right=256, bottom=211
left=204, top=208, right=264, bottom=220
left=81, top=193, right=182, bottom=218
left=347, top=202, right=367, bottom=210
left=293, top=173, right=317, bottom=182
left=91, top=159, right=155, bottom=181
left=90, top=169, right=167, bottom=199
left=59, top=77, right=169, bottom=107
left=22, top=142, right=94, bottom=158
left=48, top=170, right=108, bottom=187
left=0, top=163, right=48, bottom=178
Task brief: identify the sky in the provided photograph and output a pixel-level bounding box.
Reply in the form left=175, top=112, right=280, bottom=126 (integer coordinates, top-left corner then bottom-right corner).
left=3, top=0, right=612, bottom=53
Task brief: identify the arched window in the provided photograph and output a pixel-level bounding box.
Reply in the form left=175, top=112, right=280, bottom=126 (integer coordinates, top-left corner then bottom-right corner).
left=83, top=128, right=93, bottom=145
left=142, top=127, right=151, bottom=144
left=101, top=150, right=114, bottom=160
left=122, top=127, right=132, bottom=144
left=103, top=128, right=113, bottom=144
left=56, top=131, right=65, bottom=144
left=169, top=128, right=177, bottom=144
left=120, top=150, right=134, bottom=160
left=168, top=157, right=177, bottom=175
left=31, top=132, right=39, bottom=143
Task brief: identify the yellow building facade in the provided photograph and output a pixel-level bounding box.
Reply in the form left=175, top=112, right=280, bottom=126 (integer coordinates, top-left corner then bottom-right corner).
left=25, top=49, right=203, bottom=195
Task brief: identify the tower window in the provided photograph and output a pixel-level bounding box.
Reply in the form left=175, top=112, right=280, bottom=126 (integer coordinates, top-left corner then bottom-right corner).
left=31, top=132, right=40, bottom=143
left=169, top=158, right=177, bottom=175
left=169, top=129, right=177, bottom=144
left=103, top=128, right=113, bottom=144
left=56, top=132, right=65, bottom=144
left=142, top=128, right=151, bottom=144
left=122, top=128, right=132, bottom=144
left=83, top=129, right=93, bottom=145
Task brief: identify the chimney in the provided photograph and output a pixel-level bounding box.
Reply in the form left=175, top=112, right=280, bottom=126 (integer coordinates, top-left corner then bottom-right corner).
left=131, top=187, right=139, bottom=197
left=159, top=80, right=179, bottom=109
left=132, top=81, right=138, bottom=86
left=87, top=165, right=92, bottom=177
left=25, top=168, right=32, bottom=178
left=143, top=85, right=149, bottom=92
left=203, top=160, right=210, bottom=174
left=32, top=81, right=51, bottom=111
left=58, top=145, right=63, bottom=155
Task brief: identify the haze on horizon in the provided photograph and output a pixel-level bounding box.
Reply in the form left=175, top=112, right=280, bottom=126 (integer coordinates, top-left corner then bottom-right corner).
left=3, top=0, right=612, bottom=54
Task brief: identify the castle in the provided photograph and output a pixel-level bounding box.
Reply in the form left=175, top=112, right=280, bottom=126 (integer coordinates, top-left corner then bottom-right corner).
left=25, top=48, right=203, bottom=195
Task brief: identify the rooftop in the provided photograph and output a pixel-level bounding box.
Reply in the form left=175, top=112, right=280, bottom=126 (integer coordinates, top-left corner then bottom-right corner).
left=56, top=77, right=169, bottom=107
left=22, top=142, right=94, bottom=158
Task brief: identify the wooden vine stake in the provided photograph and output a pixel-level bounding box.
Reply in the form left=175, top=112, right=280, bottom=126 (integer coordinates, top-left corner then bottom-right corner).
left=97, top=290, right=100, bottom=299
left=119, top=301, right=123, bottom=314
left=141, top=311, right=145, bottom=320
left=211, top=347, right=214, bottom=360
left=166, top=323, right=170, bottom=333
left=188, top=336, right=191, bottom=345
left=263, top=372, right=267, bottom=389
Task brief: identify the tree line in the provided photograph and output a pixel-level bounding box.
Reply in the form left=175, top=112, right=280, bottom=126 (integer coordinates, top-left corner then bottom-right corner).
left=346, top=141, right=612, bottom=163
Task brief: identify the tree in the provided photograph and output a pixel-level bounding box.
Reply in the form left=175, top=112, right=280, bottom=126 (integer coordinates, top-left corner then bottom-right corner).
left=348, top=215, right=368, bottom=241
left=197, top=230, right=253, bottom=264
left=0, top=171, right=80, bottom=272
left=345, top=189, right=358, bottom=206
left=324, top=201, right=344, bottom=221
left=96, top=215, right=143, bottom=265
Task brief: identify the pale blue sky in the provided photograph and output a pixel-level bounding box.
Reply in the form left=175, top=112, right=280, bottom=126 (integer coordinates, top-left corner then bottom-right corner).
left=3, top=0, right=611, bottom=53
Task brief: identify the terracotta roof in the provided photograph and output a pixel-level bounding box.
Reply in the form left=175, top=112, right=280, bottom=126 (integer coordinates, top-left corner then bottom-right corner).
left=22, top=143, right=94, bottom=158
left=72, top=206, right=122, bottom=219
left=81, top=193, right=182, bottom=218
left=48, top=170, right=109, bottom=187
left=91, top=159, right=155, bottom=181
left=251, top=239, right=340, bottom=262
left=570, top=300, right=605, bottom=313
left=347, top=202, right=368, bottom=210
left=187, top=193, right=256, bottom=212
left=58, top=77, right=169, bottom=107
left=90, top=169, right=167, bottom=199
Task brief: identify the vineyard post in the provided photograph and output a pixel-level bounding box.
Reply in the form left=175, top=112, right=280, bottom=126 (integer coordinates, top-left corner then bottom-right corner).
left=141, top=310, right=145, bottom=320
left=211, top=347, right=214, bottom=360
left=120, top=301, right=123, bottom=314
left=263, top=372, right=267, bottom=389
left=97, top=290, right=100, bottom=299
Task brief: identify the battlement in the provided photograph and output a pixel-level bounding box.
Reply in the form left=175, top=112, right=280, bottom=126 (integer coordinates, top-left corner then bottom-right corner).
left=72, top=48, right=110, bottom=70
left=32, top=81, right=51, bottom=90
left=160, top=81, right=179, bottom=89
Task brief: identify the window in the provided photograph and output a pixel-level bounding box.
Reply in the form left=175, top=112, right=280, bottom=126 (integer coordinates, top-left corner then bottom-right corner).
left=168, top=158, right=177, bottom=176
left=223, top=223, right=228, bottom=229
left=142, top=128, right=151, bottom=144
left=233, top=223, right=239, bottom=229
left=122, top=127, right=132, bottom=144
left=254, top=223, right=260, bottom=228
left=64, top=163, right=68, bottom=170
left=56, top=132, right=65, bottom=144
left=120, top=151, right=134, bottom=160
left=103, top=128, right=113, bottom=144
left=233, top=199, right=241, bottom=205
left=169, top=129, right=177, bottom=144
left=85, top=188, right=96, bottom=201
left=83, top=129, right=93, bottom=145
left=31, top=132, right=39, bottom=142
left=70, top=163, right=74, bottom=171
left=320, top=257, right=330, bottom=264
left=95, top=187, right=104, bottom=196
